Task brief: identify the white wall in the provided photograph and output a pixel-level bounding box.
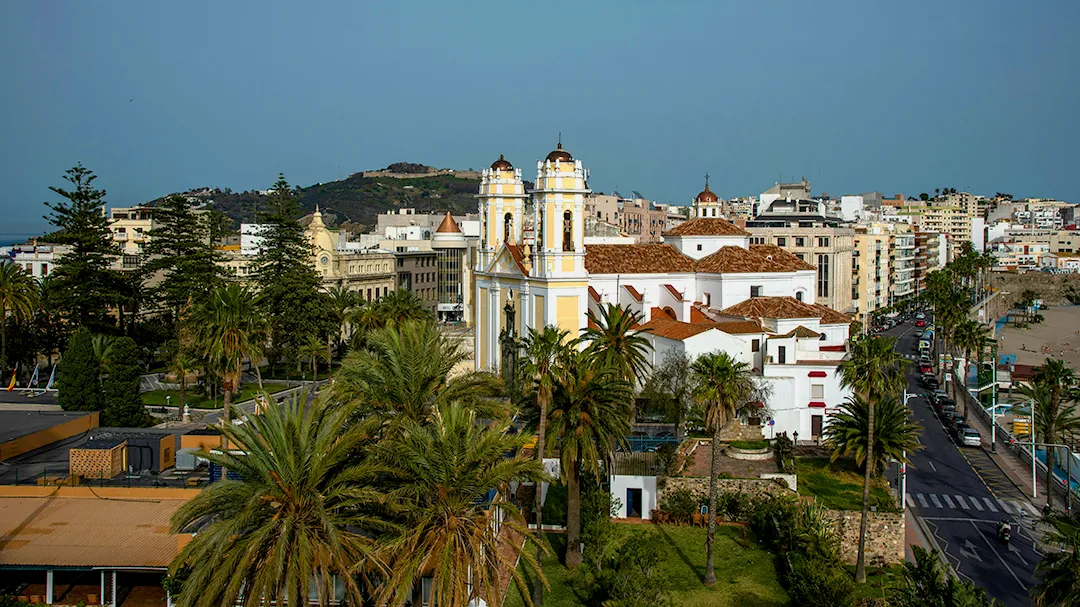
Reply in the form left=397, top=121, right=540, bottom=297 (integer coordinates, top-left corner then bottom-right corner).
left=839, top=196, right=864, bottom=222
left=665, top=234, right=749, bottom=260
left=610, top=475, right=658, bottom=519
left=703, top=271, right=816, bottom=310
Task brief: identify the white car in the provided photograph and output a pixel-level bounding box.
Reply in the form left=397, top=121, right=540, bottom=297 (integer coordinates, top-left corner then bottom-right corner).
left=961, top=427, right=982, bottom=447
left=915, top=312, right=926, bottom=320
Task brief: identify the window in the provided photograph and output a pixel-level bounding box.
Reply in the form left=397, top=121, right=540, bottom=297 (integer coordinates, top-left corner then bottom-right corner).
left=752, top=339, right=760, bottom=352
left=40, top=263, right=48, bottom=275
left=811, top=384, right=824, bottom=399
left=778, top=346, right=787, bottom=364
left=697, top=244, right=703, bottom=251
left=795, top=237, right=806, bottom=247
left=776, top=237, right=787, bottom=247
left=750, top=285, right=762, bottom=297
left=795, top=291, right=803, bottom=302
left=750, top=237, right=766, bottom=245
left=817, top=237, right=830, bottom=247
left=704, top=292, right=711, bottom=306
left=795, top=253, right=805, bottom=261
left=817, top=254, right=830, bottom=298
left=563, top=210, right=574, bottom=251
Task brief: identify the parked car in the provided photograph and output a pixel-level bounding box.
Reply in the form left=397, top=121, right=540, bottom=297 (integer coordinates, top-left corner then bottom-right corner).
left=922, top=374, right=939, bottom=389
left=949, top=415, right=965, bottom=435
left=960, top=427, right=982, bottom=447
left=935, top=396, right=956, bottom=412
left=915, top=312, right=926, bottom=320
left=919, top=363, right=933, bottom=374
left=939, top=405, right=957, bottom=420
left=916, top=319, right=926, bottom=327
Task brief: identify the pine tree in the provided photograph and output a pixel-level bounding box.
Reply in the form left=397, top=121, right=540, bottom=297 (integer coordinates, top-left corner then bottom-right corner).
left=58, top=327, right=103, bottom=412
left=252, top=174, right=330, bottom=368
left=102, top=336, right=150, bottom=427
left=44, top=164, right=121, bottom=330
left=142, top=195, right=229, bottom=319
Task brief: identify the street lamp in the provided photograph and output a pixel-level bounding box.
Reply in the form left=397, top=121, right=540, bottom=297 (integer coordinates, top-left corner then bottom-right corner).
left=901, top=390, right=917, bottom=510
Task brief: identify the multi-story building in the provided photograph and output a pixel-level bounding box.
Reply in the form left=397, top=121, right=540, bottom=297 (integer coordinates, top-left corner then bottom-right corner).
left=108, top=206, right=156, bottom=271
left=394, top=250, right=439, bottom=315
left=854, top=224, right=917, bottom=321
left=913, top=231, right=943, bottom=294
left=891, top=229, right=916, bottom=302
left=583, top=192, right=668, bottom=243
left=744, top=202, right=855, bottom=314
left=432, top=212, right=473, bottom=323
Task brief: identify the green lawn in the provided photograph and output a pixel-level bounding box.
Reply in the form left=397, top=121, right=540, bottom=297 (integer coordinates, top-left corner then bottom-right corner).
left=257, top=362, right=342, bottom=381
left=142, top=384, right=290, bottom=409
left=796, top=457, right=899, bottom=512
left=505, top=525, right=789, bottom=607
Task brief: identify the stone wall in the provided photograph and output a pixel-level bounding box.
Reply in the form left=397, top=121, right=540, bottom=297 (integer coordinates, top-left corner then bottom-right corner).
left=990, top=272, right=1080, bottom=308
left=823, top=510, right=905, bottom=566
left=658, top=475, right=905, bottom=566
left=718, top=421, right=765, bottom=441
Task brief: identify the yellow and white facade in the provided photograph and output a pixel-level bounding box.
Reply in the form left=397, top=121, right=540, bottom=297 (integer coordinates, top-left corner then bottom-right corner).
left=474, top=145, right=590, bottom=372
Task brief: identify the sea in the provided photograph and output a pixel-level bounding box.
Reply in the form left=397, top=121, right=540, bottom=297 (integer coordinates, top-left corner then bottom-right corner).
left=0, top=234, right=43, bottom=248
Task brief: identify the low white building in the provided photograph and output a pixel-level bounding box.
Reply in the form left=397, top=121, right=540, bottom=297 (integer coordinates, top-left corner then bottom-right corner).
left=2, top=243, right=69, bottom=278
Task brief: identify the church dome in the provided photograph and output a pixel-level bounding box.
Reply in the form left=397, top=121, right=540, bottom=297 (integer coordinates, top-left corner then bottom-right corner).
left=490, top=154, right=513, bottom=171
left=545, top=142, right=573, bottom=163
left=695, top=184, right=719, bottom=203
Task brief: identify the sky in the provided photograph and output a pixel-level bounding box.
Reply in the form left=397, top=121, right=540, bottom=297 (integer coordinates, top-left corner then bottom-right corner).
left=2, top=0, right=1079, bottom=235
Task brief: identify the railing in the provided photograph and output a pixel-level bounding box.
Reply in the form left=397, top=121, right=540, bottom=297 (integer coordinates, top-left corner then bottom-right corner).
left=622, top=435, right=680, bottom=453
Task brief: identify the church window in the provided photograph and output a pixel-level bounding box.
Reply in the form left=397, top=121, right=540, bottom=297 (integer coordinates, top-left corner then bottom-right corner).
left=504, top=213, right=513, bottom=243
left=563, top=210, right=574, bottom=251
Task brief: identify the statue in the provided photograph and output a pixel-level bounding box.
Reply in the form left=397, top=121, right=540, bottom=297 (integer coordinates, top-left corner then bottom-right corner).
left=499, top=299, right=519, bottom=391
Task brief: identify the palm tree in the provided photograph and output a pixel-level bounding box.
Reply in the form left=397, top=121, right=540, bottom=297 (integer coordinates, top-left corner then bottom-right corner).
left=168, top=351, right=200, bottom=416
left=1033, top=510, right=1080, bottom=606
left=187, top=284, right=268, bottom=418
left=690, top=351, right=759, bottom=586
left=1020, top=363, right=1080, bottom=510
left=546, top=353, right=633, bottom=568
left=378, top=403, right=548, bottom=607
left=91, top=334, right=116, bottom=387
left=825, top=394, right=922, bottom=475
left=517, top=325, right=571, bottom=605
left=953, top=320, right=990, bottom=421
left=375, top=289, right=431, bottom=326
left=168, top=396, right=393, bottom=607
left=838, top=335, right=909, bottom=583
left=580, top=303, right=653, bottom=388
left=0, top=264, right=39, bottom=379
left=326, top=284, right=357, bottom=358
left=331, top=319, right=505, bottom=427
left=297, top=335, right=331, bottom=384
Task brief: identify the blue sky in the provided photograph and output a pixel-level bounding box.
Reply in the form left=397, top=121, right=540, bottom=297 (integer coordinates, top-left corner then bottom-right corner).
left=2, top=0, right=1078, bottom=234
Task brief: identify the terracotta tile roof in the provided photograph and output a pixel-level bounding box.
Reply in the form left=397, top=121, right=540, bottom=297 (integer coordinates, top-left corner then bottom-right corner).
left=585, top=244, right=695, bottom=274
left=588, top=286, right=601, bottom=302
left=663, top=284, right=685, bottom=301
left=690, top=305, right=711, bottom=323
left=624, top=284, right=643, bottom=302
left=641, top=318, right=717, bottom=341
left=504, top=244, right=529, bottom=275
left=714, top=319, right=765, bottom=334
left=694, top=246, right=815, bottom=274
left=775, top=325, right=822, bottom=339
left=720, top=296, right=849, bottom=324
left=748, top=244, right=816, bottom=270
left=651, top=306, right=678, bottom=321
left=663, top=217, right=750, bottom=237
left=0, top=494, right=188, bottom=568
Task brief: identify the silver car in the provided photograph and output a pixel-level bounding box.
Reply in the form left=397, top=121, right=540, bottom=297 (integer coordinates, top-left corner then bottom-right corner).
left=961, top=427, right=982, bottom=447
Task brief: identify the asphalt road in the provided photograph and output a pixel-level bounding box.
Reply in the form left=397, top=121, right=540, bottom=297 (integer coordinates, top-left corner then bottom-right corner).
left=885, top=321, right=1041, bottom=607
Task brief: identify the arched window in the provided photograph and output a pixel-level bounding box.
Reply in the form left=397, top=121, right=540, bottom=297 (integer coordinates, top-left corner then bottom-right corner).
left=563, top=210, right=574, bottom=252
left=504, top=213, right=513, bottom=244
left=795, top=291, right=804, bottom=302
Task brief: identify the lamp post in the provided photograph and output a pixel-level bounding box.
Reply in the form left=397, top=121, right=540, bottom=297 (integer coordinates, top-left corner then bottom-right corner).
left=901, top=390, right=917, bottom=510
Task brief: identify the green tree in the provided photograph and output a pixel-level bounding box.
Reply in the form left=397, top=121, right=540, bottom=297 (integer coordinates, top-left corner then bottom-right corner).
left=187, top=284, right=268, bottom=415
left=1020, top=363, right=1080, bottom=511
left=43, top=164, right=121, bottom=330
left=546, top=353, right=633, bottom=568
left=167, top=343, right=201, bottom=416
left=296, top=335, right=330, bottom=384
left=142, top=195, right=228, bottom=319
left=101, top=336, right=150, bottom=427
left=168, top=397, right=391, bottom=607
left=0, top=264, right=39, bottom=379
left=1033, top=510, right=1080, bottom=606
left=253, top=174, right=329, bottom=369
left=825, top=394, right=922, bottom=475
left=330, top=319, right=504, bottom=428
left=517, top=324, right=571, bottom=605
left=953, top=320, right=990, bottom=421
left=641, top=349, right=695, bottom=437
left=838, top=335, right=909, bottom=583
left=580, top=303, right=653, bottom=388
left=690, top=351, right=759, bottom=586
left=326, top=284, right=357, bottom=358
left=891, top=546, right=997, bottom=606
left=34, top=276, right=66, bottom=369
left=379, top=403, right=548, bottom=607
left=57, top=327, right=102, bottom=412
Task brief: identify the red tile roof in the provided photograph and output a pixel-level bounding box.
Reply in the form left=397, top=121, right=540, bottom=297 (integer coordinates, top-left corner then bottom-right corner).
left=748, top=244, right=816, bottom=270
left=663, top=217, right=750, bottom=237
left=588, top=286, right=601, bottom=302
left=775, top=326, right=823, bottom=339
left=663, top=284, right=685, bottom=301
left=651, top=306, right=678, bottom=321
left=504, top=244, right=529, bottom=274
left=695, top=246, right=815, bottom=274
left=624, top=284, right=644, bottom=302
left=714, top=320, right=765, bottom=334
left=721, top=297, right=850, bottom=324
left=585, top=244, right=695, bottom=274
left=640, top=318, right=717, bottom=341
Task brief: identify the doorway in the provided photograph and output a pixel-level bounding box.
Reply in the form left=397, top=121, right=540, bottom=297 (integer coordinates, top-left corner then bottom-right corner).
left=626, top=488, right=643, bottom=518
left=811, top=415, right=823, bottom=440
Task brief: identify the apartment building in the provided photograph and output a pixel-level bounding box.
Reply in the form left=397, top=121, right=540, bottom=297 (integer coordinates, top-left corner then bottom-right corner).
left=395, top=250, right=440, bottom=314
left=108, top=206, right=155, bottom=271
left=1, top=242, right=70, bottom=278
left=851, top=223, right=917, bottom=320
left=583, top=193, right=668, bottom=243
left=745, top=201, right=855, bottom=314
left=913, top=231, right=943, bottom=293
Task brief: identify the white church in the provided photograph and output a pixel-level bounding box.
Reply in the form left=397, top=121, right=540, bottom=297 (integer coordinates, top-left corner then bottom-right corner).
left=473, top=144, right=853, bottom=441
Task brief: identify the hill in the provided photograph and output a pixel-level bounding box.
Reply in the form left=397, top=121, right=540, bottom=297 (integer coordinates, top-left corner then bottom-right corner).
left=153, top=163, right=492, bottom=232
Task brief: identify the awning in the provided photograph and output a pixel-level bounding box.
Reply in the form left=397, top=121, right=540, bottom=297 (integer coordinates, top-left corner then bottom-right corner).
left=808, top=401, right=827, bottom=408
left=808, top=371, right=827, bottom=378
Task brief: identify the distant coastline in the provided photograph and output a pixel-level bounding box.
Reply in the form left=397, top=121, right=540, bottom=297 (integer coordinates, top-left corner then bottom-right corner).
left=0, top=234, right=44, bottom=248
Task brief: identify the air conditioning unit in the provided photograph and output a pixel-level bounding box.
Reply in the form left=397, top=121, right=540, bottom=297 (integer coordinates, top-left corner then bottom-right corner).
left=176, top=448, right=206, bottom=471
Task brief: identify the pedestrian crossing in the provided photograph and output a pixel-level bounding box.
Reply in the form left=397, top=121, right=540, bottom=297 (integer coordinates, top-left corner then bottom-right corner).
left=907, top=492, right=1036, bottom=517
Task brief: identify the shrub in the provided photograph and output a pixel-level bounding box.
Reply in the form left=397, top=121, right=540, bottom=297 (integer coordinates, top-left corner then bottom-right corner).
left=717, top=491, right=757, bottom=522
left=585, top=533, right=674, bottom=607
left=653, top=442, right=677, bottom=476
left=784, top=552, right=855, bottom=607
left=659, top=487, right=696, bottom=522
left=749, top=495, right=800, bottom=550
left=729, top=440, right=769, bottom=450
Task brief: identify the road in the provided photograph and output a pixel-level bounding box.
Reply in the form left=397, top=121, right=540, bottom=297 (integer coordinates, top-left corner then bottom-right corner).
left=885, top=321, right=1041, bottom=607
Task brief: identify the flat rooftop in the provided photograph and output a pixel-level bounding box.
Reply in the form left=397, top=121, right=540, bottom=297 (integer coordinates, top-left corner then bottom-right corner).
left=0, top=410, right=94, bottom=443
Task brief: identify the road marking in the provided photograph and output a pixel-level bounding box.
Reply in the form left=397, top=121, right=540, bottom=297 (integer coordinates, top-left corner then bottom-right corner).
left=906, top=493, right=915, bottom=508
left=983, top=497, right=998, bottom=512
left=970, top=520, right=1025, bottom=588
left=942, top=494, right=955, bottom=508
left=971, top=499, right=984, bottom=511
left=955, top=495, right=970, bottom=509
left=917, top=493, right=929, bottom=508
left=927, top=460, right=937, bottom=472
left=930, top=494, right=943, bottom=508
left=997, top=499, right=1013, bottom=514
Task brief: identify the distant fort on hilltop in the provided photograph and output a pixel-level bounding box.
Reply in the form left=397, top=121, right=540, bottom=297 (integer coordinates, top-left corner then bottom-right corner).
left=362, top=162, right=481, bottom=181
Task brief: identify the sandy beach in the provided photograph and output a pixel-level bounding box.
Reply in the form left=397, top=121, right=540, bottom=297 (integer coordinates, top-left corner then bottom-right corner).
left=996, top=306, right=1080, bottom=371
